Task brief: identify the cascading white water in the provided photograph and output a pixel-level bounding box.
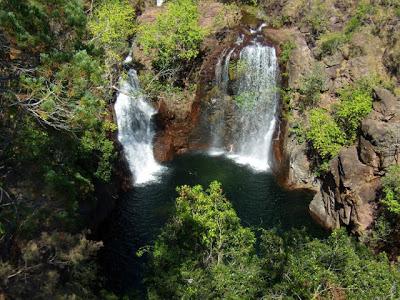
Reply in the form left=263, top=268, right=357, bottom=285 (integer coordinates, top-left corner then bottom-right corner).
left=156, top=0, right=163, bottom=6
left=211, top=41, right=278, bottom=172
left=114, top=69, right=164, bottom=185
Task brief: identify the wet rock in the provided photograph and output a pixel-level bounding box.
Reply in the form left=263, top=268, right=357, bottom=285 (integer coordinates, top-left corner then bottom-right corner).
left=153, top=134, right=174, bottom=162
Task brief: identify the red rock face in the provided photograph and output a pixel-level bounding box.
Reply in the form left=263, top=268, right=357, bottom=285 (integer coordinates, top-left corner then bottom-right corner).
left=153, top=99, right=203, bottom=162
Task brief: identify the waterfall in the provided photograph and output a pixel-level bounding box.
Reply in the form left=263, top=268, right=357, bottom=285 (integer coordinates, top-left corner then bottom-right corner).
left=114, top=69, right=164, bottom=185
left=211, top=42, right=278, bottom=172
left=156, top=0, right=163, bottom=6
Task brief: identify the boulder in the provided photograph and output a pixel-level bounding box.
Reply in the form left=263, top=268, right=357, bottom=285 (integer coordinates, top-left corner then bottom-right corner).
left=310, top=146, right=380, bottom=233
left=360, top=88, right=400, bottom=169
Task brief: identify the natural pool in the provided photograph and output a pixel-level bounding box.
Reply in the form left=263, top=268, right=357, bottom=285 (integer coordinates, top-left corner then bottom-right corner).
left=99, top=152, right=323, bottom=293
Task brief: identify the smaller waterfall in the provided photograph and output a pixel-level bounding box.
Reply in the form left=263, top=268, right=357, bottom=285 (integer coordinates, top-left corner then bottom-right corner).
left=156, top=0, right=163, bottom=6
left=115, top=69, right=164, bottom=185
left=210, top=41, right=279, bottom=172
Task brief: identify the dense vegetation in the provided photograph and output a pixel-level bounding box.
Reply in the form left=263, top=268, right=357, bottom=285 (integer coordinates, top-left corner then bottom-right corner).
left=145, top=182, right=400, bottom=299
left=0, top=0, right=133, bottom=297
left=1, top=0, right=399, bottom=298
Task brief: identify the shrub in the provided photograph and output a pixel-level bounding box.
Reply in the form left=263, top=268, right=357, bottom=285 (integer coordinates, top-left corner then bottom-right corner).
left=136, top=0, right=205, bottom=71
left=381, top=165, right=400, bottom=215
left=306, top=108, right=346, bottom=160
left=317, top=32, right=348, bottom=56
left=299, top=64, right=326, bottom=108
left=334, top=79, right=374, bottom=141
left=145, top=182, right=262, bottom=299
left=303, top=0, right=330, bottom=36
left=279, top=40, right=296, bottom=65
left=0, top=0, right=85, bottom=49
left=88, top=0, right=135, bottom=63
left=344, top=1, right=374, bottom=34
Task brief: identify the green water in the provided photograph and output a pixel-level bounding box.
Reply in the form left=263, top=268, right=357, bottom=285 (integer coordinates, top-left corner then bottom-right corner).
left=100, top=152, right=323, bottom=293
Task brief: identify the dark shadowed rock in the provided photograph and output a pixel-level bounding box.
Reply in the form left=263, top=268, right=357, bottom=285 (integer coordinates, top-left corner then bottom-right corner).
left=310, top=146, right=380, bottom=232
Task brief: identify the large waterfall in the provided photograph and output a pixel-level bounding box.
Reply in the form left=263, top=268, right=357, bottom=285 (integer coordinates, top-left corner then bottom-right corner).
left=211, top=41, right=278, bottom=172
left=114, top=69, right=164, bottom=185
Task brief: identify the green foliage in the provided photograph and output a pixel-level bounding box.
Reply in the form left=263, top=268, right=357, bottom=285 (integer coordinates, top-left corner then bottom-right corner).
left=0, top=0, right=86, bottom=49
left=20, top=50, right=116, bottom=181
left=270, top=229, right=400, bottom=299
left=145, top=181, right=262, bottom=299
left=344, top=1, right=374, bottom=35
left=136, top=0, right=205, bottom=71
left=146, top=183, right=400, bottom=299
left=334, top=80, right=373, bottom=141
left=228, top=59, right=248, bottom=80
left=381, top=165, right=400, bottom=215
left=299, top=64, right=326, bottom=108
left=318, top=32, right=349, bottom=57
left=234, top=91, right=258, bottom=109
left=279, top=40, right=296, bottom=65
left=317, top=1, right=374, bottom=58
left=88, top=0, right=135, bottom=62
left=306, top=108, right=346, bottom=160
left=303, top=0, right=329, bottom=36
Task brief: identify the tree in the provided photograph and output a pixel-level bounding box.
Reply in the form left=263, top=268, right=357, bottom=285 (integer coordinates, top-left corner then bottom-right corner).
left=261, top=229, right=400, bottom=299
left=306, top=108, right=346, bottom=160
left=136, top=0, right=205, bottom=72
left=145, top=181, right=262, bottom=299
left=0, top=0, right=86, bottom=50
left=381, top=165, right=400, bottom=215
left=88, top=0, right=135, bottom=65
left=335, top=80, right=373, bottom=141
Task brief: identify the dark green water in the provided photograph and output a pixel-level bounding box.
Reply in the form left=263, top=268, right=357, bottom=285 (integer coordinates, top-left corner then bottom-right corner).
left=100, top=152, right=323, bottom=293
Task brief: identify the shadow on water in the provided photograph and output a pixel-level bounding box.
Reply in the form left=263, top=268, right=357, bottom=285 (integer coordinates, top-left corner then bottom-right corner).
left=99, top=152, right=325, bottom=295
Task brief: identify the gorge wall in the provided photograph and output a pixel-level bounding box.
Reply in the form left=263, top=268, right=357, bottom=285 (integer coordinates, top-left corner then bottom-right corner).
left=129, top=1, right=400, bottom=235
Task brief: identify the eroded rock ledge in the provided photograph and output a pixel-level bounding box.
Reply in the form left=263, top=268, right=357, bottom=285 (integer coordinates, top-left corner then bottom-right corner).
left=309, top=88, right=400, bottom=232
left=263, top=25, right=400, bottom=234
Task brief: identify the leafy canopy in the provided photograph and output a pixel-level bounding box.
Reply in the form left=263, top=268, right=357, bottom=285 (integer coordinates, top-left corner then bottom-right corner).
left=88, top=0, right=135, bottom=61
left=145, top=181, right=262, bottom=299
left=335, top=79, right=373, bottom=141
left=136, top=0, right=205, bottom=70
left=381, top=165, right=400, bottom=215
left=0, top=0, right=86, bottom=49
left=145, top=182, right=400, bottom=299
left=306, top=108, right=346, bottom=160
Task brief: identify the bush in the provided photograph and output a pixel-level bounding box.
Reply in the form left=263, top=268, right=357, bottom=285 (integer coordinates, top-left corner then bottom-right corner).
left=344, top=1, right=374, bottom=34
left=145, top=182, right=262, bottom=299
left=299, top=64, right=326, bottom=108
left=302, top=0, right=330, bottom=36
left=381, top=165, right=400, bottom=215
left=145, top=182, right=400, bottom=299
left=136, top=0, right=205, bottom=71
left=88, top=0, right=135, bottom=62
left=317, top=32, right=348, bottom=57
left=279, top=40, right=296, bottom=65
left=270, top=229, right=400, bottom=299
left=0, top=0, right=85, bottom=49
left=334, top=79, right=374, bottom=141
left=306, top=108, right=346, bottom=160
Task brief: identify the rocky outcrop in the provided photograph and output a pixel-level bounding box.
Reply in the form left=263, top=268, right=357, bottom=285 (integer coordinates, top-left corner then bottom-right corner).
left=309, top=88, right=400, bottom=232
left=268, top=15, right=399, bottom=233
left=309, top=146, right=379, bottom=231
left=153, top=99, right=203, bottom=162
